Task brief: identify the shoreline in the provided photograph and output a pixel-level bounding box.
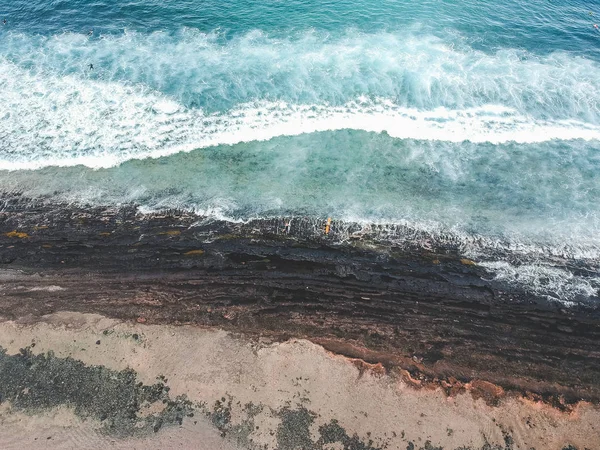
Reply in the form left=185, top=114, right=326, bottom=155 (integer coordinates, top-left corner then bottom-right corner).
left=1, top=194, right=599, bottom=408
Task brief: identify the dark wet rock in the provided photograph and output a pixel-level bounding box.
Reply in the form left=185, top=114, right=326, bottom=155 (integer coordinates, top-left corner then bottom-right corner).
left=1, top=194, right=600, bottom=405
left=502, top=432, right=514, bottom=449
left=212, top=397, right=233, bottom=432
left=421, top=441, right=443, bottom=450
left=276, top=407, right=317, bottom=450
left=202, top=401, right=386, bottom=450
left=318, top=418, right=381, bottom=450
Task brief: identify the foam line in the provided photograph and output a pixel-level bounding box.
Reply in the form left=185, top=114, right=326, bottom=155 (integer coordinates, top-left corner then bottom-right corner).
left=1, top=65, right=599, bottom=170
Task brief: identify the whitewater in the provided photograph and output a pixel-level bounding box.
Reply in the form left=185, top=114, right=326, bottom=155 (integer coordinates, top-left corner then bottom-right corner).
left=1, top=0, right=599, bottom=302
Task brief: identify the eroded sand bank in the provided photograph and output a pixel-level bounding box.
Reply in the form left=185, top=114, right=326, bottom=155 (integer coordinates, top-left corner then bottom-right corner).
left=0, top=312, right=596, bottom=450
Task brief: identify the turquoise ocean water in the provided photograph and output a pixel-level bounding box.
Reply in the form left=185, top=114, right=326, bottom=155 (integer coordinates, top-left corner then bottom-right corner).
left=1, top=0, right=600, bottom=302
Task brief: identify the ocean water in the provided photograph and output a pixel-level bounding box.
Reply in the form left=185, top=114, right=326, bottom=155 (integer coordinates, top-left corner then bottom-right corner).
left=1, top=0, right=600, bottom=302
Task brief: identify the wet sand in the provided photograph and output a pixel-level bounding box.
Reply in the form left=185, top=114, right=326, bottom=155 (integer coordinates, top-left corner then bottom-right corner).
left=0, top=194, right=599, bottom=449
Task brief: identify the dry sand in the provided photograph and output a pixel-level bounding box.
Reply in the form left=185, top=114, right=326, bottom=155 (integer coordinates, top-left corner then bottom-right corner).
left=0, top=312, right=597, bottom=450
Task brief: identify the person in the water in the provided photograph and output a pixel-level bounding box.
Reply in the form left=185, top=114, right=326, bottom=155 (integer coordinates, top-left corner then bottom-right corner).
left=89, top=63, right=94, bottom=70
left=2, top=19, right=6, bottom=25
left=88, top=29, right=93, bottom=36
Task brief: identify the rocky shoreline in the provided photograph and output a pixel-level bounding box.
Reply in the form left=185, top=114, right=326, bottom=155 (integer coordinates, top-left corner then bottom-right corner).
left=1, top=193, right=599, bottom=409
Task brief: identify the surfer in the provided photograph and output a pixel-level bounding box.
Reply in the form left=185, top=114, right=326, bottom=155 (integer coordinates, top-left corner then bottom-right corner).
left=89, top=63, right=94, bottom=70
left=88, top=29, right=93, bottom=36
left=595, top=24, right=599, bottom=31
left=2, top=19, right=6, bottom=25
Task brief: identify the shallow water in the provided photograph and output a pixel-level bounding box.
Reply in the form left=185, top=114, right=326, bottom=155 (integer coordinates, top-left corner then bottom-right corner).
left=1, top=0, right=599, bottom=302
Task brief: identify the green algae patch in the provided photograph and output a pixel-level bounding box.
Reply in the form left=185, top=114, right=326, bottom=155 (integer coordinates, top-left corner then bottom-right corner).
left=0, top=346, right=194, bottom=437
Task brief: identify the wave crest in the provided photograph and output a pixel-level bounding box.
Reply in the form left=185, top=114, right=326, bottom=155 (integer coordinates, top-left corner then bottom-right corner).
left=1, top=61, right=599, bottom=170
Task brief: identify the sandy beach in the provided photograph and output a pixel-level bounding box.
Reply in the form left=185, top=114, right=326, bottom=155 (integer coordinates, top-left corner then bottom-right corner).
left=0, top=195, right=599, bottom=449
left=0, top=312, right=598, bottom=450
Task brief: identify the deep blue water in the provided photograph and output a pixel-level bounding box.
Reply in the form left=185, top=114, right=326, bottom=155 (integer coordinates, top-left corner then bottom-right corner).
left=3, top=0, right=600, bottom=58
left=1, top=0, right=600, bottom=301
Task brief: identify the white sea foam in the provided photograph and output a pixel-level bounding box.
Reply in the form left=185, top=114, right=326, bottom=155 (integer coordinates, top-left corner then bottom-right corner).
left=479, top=260, right=599, bottom=304
left=1, top=28, right=600, bottom=170
left=1, top=61, right=599, bottom=171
